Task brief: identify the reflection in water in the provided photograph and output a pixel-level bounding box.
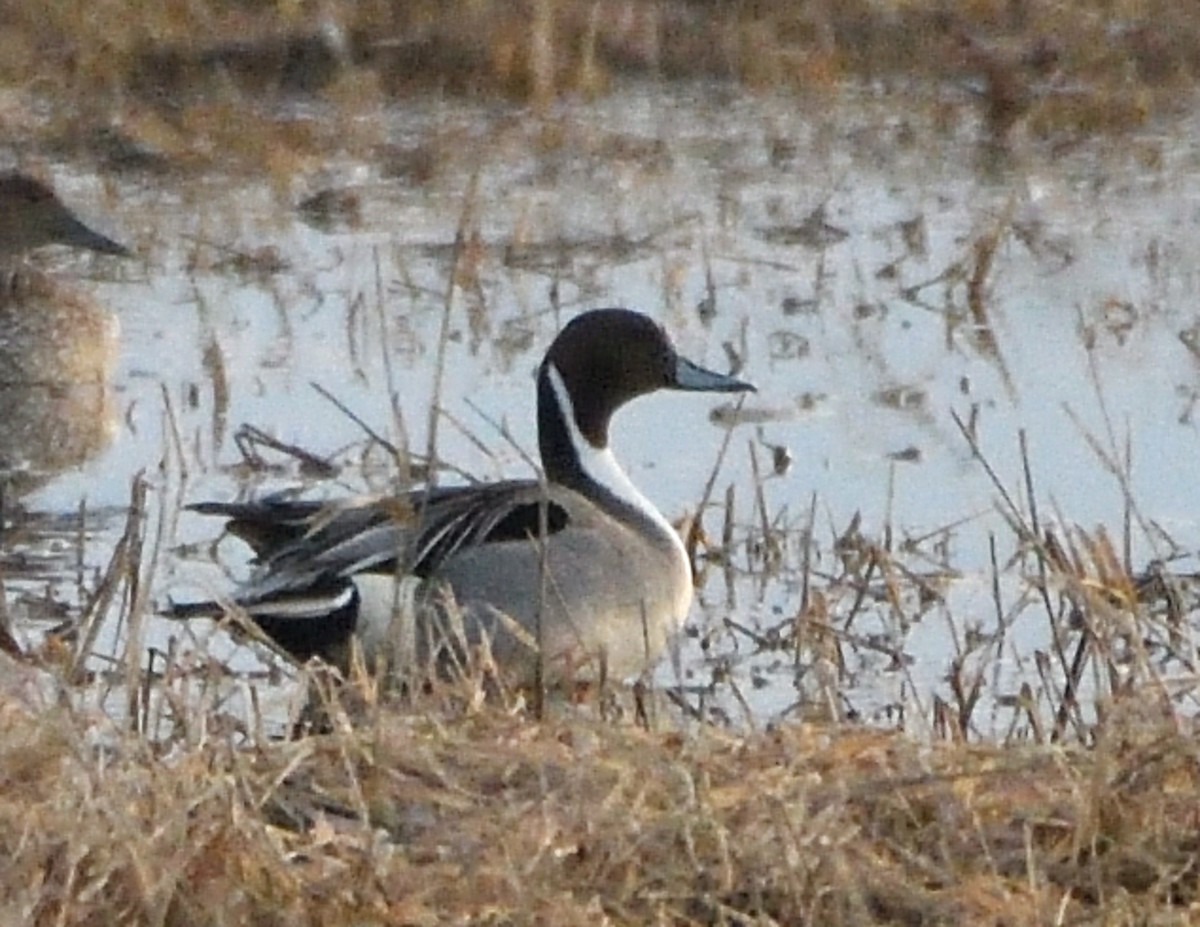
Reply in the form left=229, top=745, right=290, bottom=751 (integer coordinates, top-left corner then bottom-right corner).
left=16, top=92, right=1200, bottom=729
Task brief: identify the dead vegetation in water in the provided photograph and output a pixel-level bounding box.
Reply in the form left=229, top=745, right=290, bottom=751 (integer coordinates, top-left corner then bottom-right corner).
left=0, top=115, right=1196, bottom=920
left=681, top=290, right=1200, bottom=742
left=1, top=652, right=1199, bottom=926
left=2, top=0, right=1200, bottom=175
left=3, top=3, right=1200, bottom=920
left=4, top=355, right=1200, bottom=924
left=3, top=386, right=1199, bottom=923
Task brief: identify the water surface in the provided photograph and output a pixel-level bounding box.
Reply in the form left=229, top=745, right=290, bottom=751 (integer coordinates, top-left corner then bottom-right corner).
left=12, top=84, right=1200, bottom=735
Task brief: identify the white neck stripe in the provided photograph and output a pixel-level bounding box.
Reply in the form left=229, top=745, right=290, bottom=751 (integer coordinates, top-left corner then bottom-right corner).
left=545, top=363, right=681, bottom=548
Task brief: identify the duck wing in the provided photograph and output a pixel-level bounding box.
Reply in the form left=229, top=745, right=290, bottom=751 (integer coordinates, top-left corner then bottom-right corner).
left=189, top=481, right=571, bottom=606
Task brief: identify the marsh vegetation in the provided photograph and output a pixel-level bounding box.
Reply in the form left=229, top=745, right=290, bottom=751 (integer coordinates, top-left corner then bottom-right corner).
left=3, top=1, right=1200, bottom=922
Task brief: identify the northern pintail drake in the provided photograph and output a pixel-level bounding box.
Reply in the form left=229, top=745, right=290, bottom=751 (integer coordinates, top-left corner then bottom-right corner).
left=0, top=172, right=130, bottom=386
left=176, top=308, right=755, bottom=685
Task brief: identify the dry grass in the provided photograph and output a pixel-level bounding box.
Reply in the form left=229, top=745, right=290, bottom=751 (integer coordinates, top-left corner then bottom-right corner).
left=6, top=3, right=1200, bottom=922
left=2, top=0, right=1200, bottom=176
left=1, top=655, right=1198, bottom=925
left=11, top=454, right=1200, bottom=926
left=10, top=455, right=1200, bottom=925
left=6, top=354, right=1200, bottom=922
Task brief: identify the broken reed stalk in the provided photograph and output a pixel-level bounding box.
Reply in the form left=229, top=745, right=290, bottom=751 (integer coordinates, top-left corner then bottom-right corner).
left=949, top=410, right=1029, bottom=539
left=126, top=460, right=177, bottom=736
left=839, top=539, right=877, bottom=634
left=73, top=497, right=86, bottom=593
left=746, top=438, right=773, bottom=567
left=1051, top=625, right=1091, bottom=743
left=1019, top=429, right=1056, bottom=619
left=423, top=168, right=479, bottom=497
left=70, top=473, right=148, bottom=686
left=941, top=530, right=1005, bottom=736
left=883, top=460, right=895, bottom=554
left=720, top=481, right=735, bottom=561
left=795, top=491, right=818, bottom=671
left=926, top=596, right=995, bottom=731
left=1068, top=339, right=1159, bottom=556
left=375, top=170, right=483, bottom=710
left=389, top=171, right=481, bottom=674
left=443, top=403, right=510, bottom=475
left=950, top=414, right=1100, bottom=740
left=370, top=242, right=412, bottom=482
left=307, top=383, right=399, bottom=456
left=685, top=392, right=746, bottom=565
left=533, top=471, right=548, bottom=719
left=232, top=421, right=339, bottom=476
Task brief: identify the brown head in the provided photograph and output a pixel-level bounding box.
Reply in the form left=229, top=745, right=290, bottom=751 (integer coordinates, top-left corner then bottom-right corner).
left=0, top=173, right=130, bottom=259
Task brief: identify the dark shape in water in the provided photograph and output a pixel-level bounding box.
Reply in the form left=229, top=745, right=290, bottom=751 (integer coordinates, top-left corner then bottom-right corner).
left=0, top=172, right=131, bottom=498
left=298, top=187, right=363, bottom=233
left=0, top=173, right=130, bottom=259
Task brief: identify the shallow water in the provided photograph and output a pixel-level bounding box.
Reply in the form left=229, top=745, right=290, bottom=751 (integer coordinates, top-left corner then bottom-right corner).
left=11, top=83, right=1200, bottom=734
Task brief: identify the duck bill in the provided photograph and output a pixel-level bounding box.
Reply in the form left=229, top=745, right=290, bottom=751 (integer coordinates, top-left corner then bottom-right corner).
left=673, top=355, right=756, bottom=394
left=56, top=214, right=131, bottom=257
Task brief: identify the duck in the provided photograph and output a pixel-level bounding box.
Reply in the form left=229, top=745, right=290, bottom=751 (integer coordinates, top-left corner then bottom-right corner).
left=0, top=379, right=119, bottom=499
left=0, top=171, right=130, bottom=387
left=0, top=172, right=130, bottom=262
left=174, top=308, right=755, bottom=686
